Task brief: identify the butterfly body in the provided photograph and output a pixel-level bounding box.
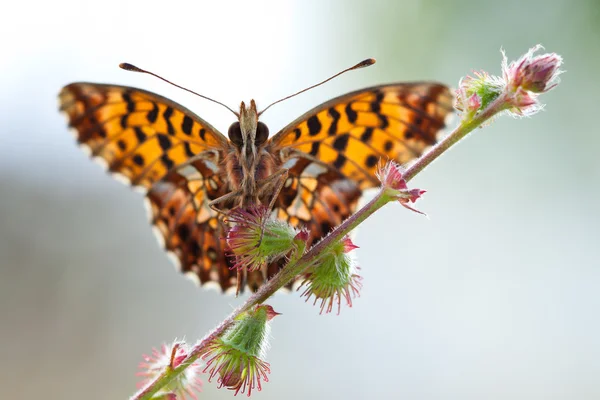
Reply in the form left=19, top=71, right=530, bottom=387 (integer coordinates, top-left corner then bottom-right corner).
left=223, top=99, right=278, bottom=208
left=59, top=77, right=454, bottom=293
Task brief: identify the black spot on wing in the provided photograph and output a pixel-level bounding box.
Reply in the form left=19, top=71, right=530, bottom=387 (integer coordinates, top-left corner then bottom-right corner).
left=333, top=154, right=346, bottom=169
left=328, top=107, right=341, bottom=136
left=345, top=103, right=357, bottom=123
left=161, top=154, right=174, bottom=169
left=310, top=142, right=320, bottom=156
left=307, top=116, right=322, bottom=136
left=332, top=134, right=349, bottom=151
left=178, top=224, right=190, bottom=242
left=365, top=154, right=378, bottom=168
left=133, top=154, right=144, bottom=166
left=134, top=126, right=147, bottom=142
left=181, top=115, right=193, bottom=135
left=384, top=140, right=394, bottom=152
left=147, top=102, right=159, bottom=123
left=119, top=114, right=128, bottom=129
left=122, top=92, right=135, bottom=112
left=157, top=134, right=171, bottom=151
left=163, top=107, right=175, bottom=135
left=378, top=115, right=389, bottom=129
left=183, top=142, right=195, bottom=158
left=360, top=127, right=374, bottom=142
left=190, top=241, right=201, bottom=258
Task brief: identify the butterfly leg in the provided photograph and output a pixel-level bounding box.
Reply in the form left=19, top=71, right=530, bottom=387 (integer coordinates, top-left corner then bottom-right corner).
left=261, top=168, right=289, bottom=213
left=207, top=189, right=246, bottom=295
left=255, top=168, right=289, bottom=245
left=207, top=189, right=242, bottom=216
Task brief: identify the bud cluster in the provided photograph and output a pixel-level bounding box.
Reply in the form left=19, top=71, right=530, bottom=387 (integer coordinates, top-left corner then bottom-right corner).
left=377, top=162, right=426, bottom=215
left=455, top=45, right=563, bottom=119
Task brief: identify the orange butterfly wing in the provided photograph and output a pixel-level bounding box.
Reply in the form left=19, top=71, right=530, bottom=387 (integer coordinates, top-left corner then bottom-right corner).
left=59, top=83, right=240, bottom=292
left=268, top=83, right=453, bottom=244
left=59, top=81, right=454, bottom=293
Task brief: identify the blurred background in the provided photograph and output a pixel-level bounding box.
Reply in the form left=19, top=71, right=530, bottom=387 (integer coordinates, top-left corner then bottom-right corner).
left=1, top=0, right=599, bottom=399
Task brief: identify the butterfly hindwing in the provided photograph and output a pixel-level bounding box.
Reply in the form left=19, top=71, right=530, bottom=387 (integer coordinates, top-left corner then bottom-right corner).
left=274, top=157, right=362, bottom=237
left=145, top=163, right=241, bottom=291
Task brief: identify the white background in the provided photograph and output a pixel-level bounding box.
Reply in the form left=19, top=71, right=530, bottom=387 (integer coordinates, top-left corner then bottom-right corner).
left=0, top=0, right=599, bottom=399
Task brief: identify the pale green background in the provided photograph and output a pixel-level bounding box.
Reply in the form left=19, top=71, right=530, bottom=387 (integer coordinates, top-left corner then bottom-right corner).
left=1, top=0, right=599, bottom=399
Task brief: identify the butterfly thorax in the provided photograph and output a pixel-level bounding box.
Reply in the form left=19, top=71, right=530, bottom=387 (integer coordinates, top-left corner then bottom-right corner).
left=225, top=100, right=276, bottom=207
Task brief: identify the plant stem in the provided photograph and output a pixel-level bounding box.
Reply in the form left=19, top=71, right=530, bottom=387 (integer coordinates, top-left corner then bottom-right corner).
left=132, top=95, right=509, bottom=400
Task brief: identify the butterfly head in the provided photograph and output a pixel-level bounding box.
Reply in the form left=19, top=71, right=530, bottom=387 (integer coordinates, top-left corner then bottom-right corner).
left=228, top=100, right=269, bottom=157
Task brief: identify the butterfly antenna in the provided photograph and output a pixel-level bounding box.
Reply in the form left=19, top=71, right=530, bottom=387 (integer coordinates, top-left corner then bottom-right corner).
left=119, top=62, right=240, bottom=118
left=258, top=58, right=376, bottom=117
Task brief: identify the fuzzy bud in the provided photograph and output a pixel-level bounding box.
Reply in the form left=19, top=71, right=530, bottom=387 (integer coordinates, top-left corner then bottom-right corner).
left=376, top=162, right=427, bottom=215
left=501, top=45, right=563, bottom=117
left=226, top=206, right=298, bottom=271
left=503, top=44, right=563, bottom=93
left=456, top=45, right=563, bottom=120
left=202, top=305, right=280, bottom=396
left=455, top=70, right=505, bottom=118
left=299, top=236, right=362, bottom=314
left=136, top=342, right=203, bottom=400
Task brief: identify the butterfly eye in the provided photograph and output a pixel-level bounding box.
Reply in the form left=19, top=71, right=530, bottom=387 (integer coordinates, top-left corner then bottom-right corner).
left=255, top=122, right=269, bottom=146
left=228, top=122, right=243, bottom=147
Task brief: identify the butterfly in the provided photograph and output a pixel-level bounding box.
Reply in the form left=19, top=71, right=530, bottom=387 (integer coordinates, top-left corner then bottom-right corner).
left=58, top=59, right=453, bottom=294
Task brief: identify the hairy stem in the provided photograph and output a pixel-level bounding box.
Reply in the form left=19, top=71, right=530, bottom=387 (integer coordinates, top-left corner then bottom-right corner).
left=132, top=95, right=508, bottom=400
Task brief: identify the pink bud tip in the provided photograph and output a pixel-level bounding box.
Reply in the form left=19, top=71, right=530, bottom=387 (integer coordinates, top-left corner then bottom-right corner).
left=467, top=93, right=482, bottom=111
left=260, top=304, right=282, bottom=321
left=377, top=161, right=407, bottom=190
left=170, top=342, right=188, bottom=368
left=407, top=189, right=426, bottom=203
left=294, top=229, right=310, bottom=243
left=342, top=236, right=359, bottom=253
left=398, top=189, right=427, bottom=215
left=503, top=45, right=563, bottom=94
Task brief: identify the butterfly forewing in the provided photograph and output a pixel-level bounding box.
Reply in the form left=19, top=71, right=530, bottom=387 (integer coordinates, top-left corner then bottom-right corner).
left=59, top=83, right=228, bottom=187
